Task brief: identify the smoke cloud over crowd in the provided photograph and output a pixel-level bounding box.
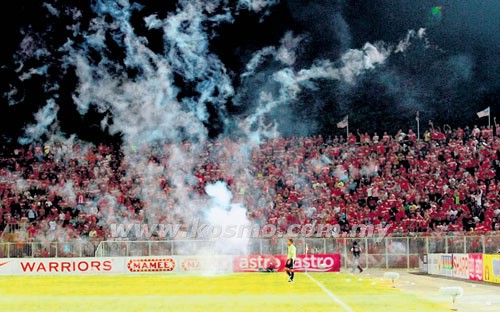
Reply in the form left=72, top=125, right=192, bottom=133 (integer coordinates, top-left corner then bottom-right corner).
left=2, top=0, right=499, bottom=142
left=0, top=0, right=499, bottom=252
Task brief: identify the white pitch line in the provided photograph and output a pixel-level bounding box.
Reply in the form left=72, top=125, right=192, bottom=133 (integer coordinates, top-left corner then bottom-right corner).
left=305, top=272, right=354, bottom=312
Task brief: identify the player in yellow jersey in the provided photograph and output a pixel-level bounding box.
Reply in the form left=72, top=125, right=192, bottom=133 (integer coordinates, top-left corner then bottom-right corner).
left=285, top=238, right=296, bottom=282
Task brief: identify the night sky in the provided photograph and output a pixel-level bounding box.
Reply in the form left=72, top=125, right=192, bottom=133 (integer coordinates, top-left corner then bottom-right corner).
left=1, top=0, right=499, bottom=146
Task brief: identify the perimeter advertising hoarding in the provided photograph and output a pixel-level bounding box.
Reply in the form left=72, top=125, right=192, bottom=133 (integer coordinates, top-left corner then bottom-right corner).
left=452, top=253, right=469, bottom=279
left=0, top=256, right=234, bottom=275
left=124, top=255, right=233, bottom=273
left=427, top=253, right=453, bottom=277
left=428, top=253, right=483, bottom=281
left=233, top=254, right=341, bottom=272
left=468, top=253, right=483, bottom=281
left=0, top=258, right=119, bottom=275
left=483, top=254, right=500, bottom=284
left=427, top=254, right=440, bottom=275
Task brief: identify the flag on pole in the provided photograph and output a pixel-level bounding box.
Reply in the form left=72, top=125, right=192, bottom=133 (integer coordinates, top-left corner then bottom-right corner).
left=477, top=107, right=490, bottom=118
left=337, top=115, right=348, bottom=128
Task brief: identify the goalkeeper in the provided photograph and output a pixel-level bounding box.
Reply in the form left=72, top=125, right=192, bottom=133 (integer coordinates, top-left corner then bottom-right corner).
left=285, top=238, right=296, bottom=282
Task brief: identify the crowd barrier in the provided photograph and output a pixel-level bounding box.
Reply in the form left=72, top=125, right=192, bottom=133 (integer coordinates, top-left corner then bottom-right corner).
left=424, top=253, right=500, bottom=284
left=0, top=253, right=341, bottom=275
left=2, top=235, right=500, bottom=270
left=1, top=251, right=498, bottom=285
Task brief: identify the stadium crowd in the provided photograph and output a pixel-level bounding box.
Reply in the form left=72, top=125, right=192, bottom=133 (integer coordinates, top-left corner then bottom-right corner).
left=1, top=123, right=500, bottom=243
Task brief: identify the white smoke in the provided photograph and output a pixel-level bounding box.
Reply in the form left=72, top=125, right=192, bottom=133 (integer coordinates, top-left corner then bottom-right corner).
left=49, top=180, right=77, bottom=207
left=42, top=2, right=60, bottom=17
left=19, top=99, right=59, bottom=145
left=238, top=0, right=279, bottom=20
left=242, top=31, right=303, bottom=77
left=18, top=65, right=50, bottom=81
left=205, top=181, right=251, bottom=255
left=237, top=28, right=429, bottom=143
left=8, top=0, right=432, bottom=261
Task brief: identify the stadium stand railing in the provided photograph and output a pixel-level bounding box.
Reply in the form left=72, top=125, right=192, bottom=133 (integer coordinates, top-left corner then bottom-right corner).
left=0, top=240, right=100, bottom=258
left=2, top=235, right=499, bottom=269
left=92, top=235, right=499, bottom=269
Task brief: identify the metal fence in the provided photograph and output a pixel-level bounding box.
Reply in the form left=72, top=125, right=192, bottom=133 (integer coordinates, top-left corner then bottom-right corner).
left=2, top=235, right=500, bottom=269
left=0, top=241, right=100, bottom=258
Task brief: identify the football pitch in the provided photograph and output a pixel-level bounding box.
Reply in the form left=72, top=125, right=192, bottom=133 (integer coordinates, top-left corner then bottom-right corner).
left=0, top=271, right=459, bottom=312
left=5, top=269, right=500, bottom=312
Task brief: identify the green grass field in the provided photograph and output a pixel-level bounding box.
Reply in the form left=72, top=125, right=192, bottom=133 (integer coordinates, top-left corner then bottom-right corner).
left=0, top=272, right=449, bottom=312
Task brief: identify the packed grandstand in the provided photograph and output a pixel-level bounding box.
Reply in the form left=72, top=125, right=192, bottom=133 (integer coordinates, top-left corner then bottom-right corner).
left=1, top=124, right=499, bottom=244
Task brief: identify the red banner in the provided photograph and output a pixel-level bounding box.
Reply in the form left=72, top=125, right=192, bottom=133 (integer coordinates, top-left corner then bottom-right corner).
left=233, top=254, right=341, bottom=272
left=468, top=253, right=483, bottom=281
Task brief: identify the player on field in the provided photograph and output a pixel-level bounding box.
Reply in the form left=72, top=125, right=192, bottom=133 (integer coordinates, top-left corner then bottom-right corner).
left=285, top=238, right=296, bottom=282
left=350, top=241, right=363, bottom=273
